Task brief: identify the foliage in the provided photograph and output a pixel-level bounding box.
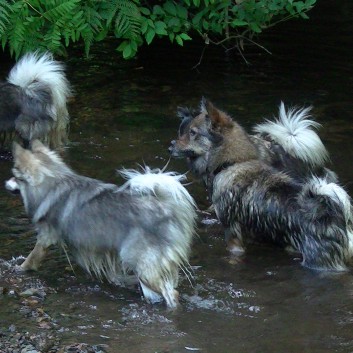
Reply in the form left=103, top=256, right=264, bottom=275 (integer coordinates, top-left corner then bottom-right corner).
left=0, top=0, right=317, bottom=59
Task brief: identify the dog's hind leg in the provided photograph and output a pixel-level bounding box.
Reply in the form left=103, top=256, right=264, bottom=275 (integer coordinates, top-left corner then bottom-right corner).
left=159, top=280, right=180, bottom=309
left=138, top=266, right=180, bottom=309
left=21, top=241, right=50, bottom=271
left=138, top=277, right=180, bottom=309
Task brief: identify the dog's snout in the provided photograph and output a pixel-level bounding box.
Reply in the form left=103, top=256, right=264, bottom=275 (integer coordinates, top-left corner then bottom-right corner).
left=5, top=177, right=20, bottom=195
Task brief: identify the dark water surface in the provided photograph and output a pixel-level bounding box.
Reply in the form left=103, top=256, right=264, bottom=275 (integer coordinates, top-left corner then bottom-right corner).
left=1, top=2, right=353, bottom=352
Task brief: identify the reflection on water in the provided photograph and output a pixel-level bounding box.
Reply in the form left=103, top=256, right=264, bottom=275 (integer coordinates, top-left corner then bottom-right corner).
left=0, top=1, right=353, bottom=352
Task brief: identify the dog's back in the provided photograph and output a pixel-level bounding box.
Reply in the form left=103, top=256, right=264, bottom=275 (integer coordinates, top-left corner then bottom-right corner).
left=8, top=141, right=197, bottom=308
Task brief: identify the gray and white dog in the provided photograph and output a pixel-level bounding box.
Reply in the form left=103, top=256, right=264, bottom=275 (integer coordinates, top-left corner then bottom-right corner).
left=0, top=52, right=71, bottom=148
left=5, top=140, right=197, bottom=308
left=169, top=99, right=353, bottom=271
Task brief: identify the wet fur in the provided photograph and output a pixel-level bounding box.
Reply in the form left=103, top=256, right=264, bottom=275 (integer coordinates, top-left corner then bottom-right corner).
left=170, top=99, right=353, bottom=271
left=0, top=52, right=71, bottom=149
left=6, top=141, right=197, bottom=308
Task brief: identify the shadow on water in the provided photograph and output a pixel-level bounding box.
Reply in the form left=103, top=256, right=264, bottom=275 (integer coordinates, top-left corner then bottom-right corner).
left=1, top=1, right=353, bottom=352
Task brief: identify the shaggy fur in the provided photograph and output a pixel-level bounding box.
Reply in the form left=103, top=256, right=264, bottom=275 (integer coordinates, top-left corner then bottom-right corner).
left=5, top=141, right=197, bottom=308
left=169, top=98, right=353, bottom=271
left=0, top=52, right=71, bottom=148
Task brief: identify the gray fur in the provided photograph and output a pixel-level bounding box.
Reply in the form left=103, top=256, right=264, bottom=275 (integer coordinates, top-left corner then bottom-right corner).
left=170, top=99, right=353, bottom=271
left=7, top=140, right=197, bottom=308
left=0, top=52, right=71, bottom=148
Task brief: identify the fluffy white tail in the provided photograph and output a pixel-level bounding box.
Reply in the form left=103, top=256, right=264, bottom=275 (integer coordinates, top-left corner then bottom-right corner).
left=254, top=102, right=329, bottom=168
left=119, top=166, right=197, bottom=245
left=302, top=176, right=353, bottom=258
left=8, top=52, right=71, bottom=119
left=119, top=166, right=196, bottom=208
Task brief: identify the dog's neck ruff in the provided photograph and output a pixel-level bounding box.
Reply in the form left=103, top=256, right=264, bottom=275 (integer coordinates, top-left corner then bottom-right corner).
left=206, top=162, right=235, bottom=197
left=209, top=162, right=234, bottom=179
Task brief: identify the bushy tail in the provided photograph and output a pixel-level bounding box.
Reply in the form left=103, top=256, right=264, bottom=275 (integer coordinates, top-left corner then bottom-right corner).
left=8, top=51, right=72, bottom=147
left=298, top=176, right=353, bottom=268
left=119, top=166, right=197, bottom=233
left=254, top=102, right=329, bottom=168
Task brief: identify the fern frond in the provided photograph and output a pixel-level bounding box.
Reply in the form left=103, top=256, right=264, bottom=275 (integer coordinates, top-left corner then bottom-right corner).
left=42, top=0, right=81, bottom=22
left=0, top=0, right=12, bottom=35
left=114, top=1, right=142, bottom=40
left=99, top=0, right=142, bottom=40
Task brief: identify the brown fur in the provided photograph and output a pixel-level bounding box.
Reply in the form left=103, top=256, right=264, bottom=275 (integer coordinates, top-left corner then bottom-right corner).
left=169, top=99, right=353, bottom=271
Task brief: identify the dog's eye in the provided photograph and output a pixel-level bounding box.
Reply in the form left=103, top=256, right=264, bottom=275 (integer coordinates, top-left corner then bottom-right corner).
left=189, top=128, right=197, bottom=137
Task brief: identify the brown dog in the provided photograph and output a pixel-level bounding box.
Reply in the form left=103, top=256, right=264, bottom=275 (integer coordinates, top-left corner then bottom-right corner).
left=169, top=98, right=353, bottom=271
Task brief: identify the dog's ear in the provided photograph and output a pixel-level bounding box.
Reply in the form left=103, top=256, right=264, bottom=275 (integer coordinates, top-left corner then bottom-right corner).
left=200, top=98, right=233, bottom=129
left=177, top=107, right=195, bottom=121
left=31, top=140, right=50, bottom=154
left=177, top=106, right=199, bottom=136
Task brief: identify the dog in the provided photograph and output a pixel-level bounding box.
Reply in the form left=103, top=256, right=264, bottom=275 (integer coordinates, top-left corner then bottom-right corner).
left=169, top=98, right=353, bottom=271
left=0, top=52, right=71, bottom=149
left=5, top=140, right=197, bottom=308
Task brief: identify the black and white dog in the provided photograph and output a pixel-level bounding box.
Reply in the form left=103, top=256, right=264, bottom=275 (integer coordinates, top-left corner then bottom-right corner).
left=170, top=99, right=353, bottom=271
left=0, top=52, right=71, bottom=148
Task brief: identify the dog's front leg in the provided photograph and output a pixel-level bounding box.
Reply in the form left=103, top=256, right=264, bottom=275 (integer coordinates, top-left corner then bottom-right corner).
left=21, top=240, right=50, bottom=271
left=21, top=224, right=58, bottom=271
left=225, top=226, right=245, bottom=255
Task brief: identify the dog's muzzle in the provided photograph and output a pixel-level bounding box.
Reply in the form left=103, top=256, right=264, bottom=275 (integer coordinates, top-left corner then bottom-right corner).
left=168, top=140, right=179, bottom=157
left=5, top=177, right=20, bottom=195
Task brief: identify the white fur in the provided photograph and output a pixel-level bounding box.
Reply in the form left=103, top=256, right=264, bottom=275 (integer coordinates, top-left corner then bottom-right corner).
left=5, top=177, right=19, bottom=191
left=119, top=166, right=197, bottom=306
left=8, top=51, right=71, bottom=122
left=139, top=281, right=163, bottom=304
left=254, top=102, right=329, bottom=167
left=119, top=166, right=196, bottom=209
left=305, top=176, right=353, bottom=257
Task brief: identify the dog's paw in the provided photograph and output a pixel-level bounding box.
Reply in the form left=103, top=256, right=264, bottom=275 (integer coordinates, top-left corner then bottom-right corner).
left=226, top=238, right=245, bottom=255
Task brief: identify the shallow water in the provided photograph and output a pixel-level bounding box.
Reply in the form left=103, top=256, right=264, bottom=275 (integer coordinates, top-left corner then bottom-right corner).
left=1, top=2, right=353, bottom=352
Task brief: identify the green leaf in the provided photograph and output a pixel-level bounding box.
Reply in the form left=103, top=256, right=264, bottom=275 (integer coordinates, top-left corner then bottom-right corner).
left=164, top=1, right=177, bottom=16
left=232, top=19, right=248, bottom=26
left=141, top=20, right=148, bottom=34
left=155, top=21, right=168, bottom=35
left=123, top=43, right=132, bottom=58
left=117, top=40, right=128, bottom=51
left=175, top=34, right=183, bottom=46
left=249, top=22, right=262, bottom=33
left=145, top=28, right=155, bottom=44
left=179, top=32, right=191, bottom=40
left=192, top=11, right=204, bottom=26
left=139, top=7, right=150, bottom=16
left=152, top=5, right=165, bottom=16
left=168, top=17, right=181, bottom=28
left=176, top=5, right=187, bottom=20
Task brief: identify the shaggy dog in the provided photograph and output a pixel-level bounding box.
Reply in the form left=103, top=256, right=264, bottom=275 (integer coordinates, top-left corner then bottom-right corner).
left=5, top=140, right=197, bottom=308
left=0, top=52, right=71, bottom=148
left=169, top=98, right=353, bottom=271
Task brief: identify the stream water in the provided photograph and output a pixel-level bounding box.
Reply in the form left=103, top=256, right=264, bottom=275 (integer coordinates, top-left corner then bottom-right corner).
left=0, top=2, right=353, bottom=352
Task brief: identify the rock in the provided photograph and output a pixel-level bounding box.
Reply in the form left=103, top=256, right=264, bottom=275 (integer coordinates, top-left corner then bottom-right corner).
left=20, top=288, right=42, bottom=297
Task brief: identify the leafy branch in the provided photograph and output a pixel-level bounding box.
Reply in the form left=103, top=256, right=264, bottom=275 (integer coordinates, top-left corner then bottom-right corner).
left=0, top=0, right=317, bottom=60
